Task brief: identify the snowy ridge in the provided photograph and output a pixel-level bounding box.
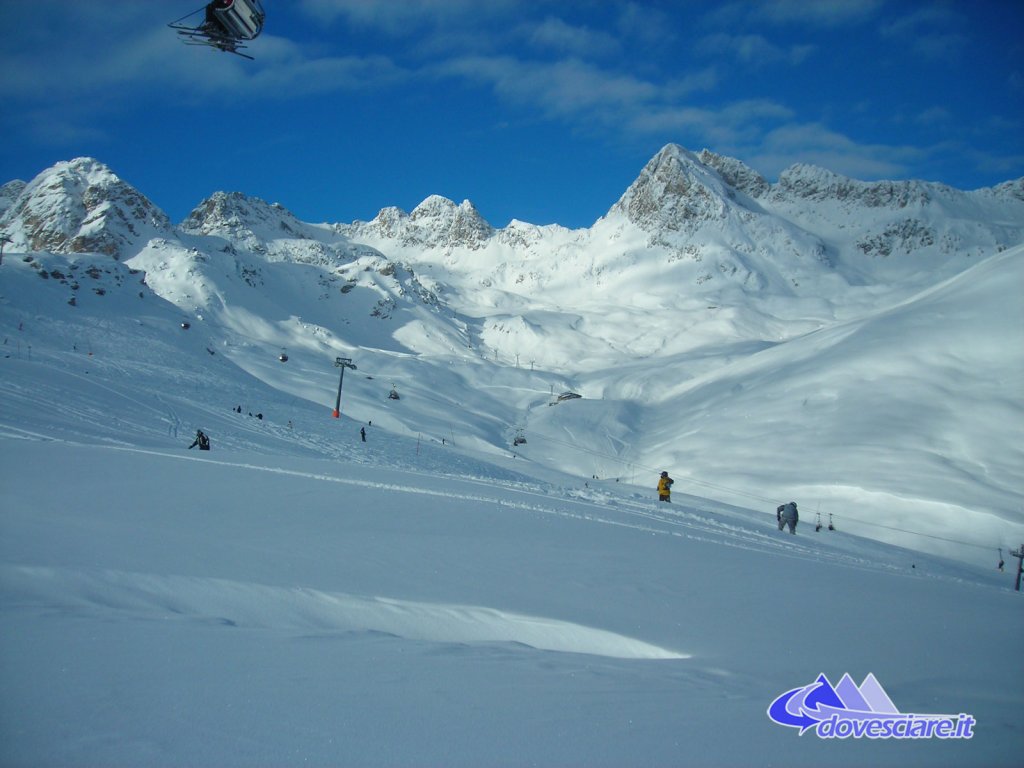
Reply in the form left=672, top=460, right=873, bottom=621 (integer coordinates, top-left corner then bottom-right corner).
left=348, top=195, right=495, bottom=251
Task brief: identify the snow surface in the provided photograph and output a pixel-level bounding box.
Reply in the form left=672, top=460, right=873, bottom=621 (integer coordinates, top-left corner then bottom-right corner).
left=1, top=235, right=1023, bottom=765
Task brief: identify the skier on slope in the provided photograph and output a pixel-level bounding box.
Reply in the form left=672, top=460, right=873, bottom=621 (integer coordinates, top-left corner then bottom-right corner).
left=188, top=429, right=211, bottom=451
left=777, top=501, right=798, bottom=534
left=657, top=471, right=674, bottom=502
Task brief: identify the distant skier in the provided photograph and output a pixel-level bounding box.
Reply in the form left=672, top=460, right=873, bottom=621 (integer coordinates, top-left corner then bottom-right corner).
left=188, top=429, right=210, bottom=451
left=777, top=501, right=798, bottom=534
left=360, top=426, right=366, bottom=442
left=657, top=471, right=674, bottom=502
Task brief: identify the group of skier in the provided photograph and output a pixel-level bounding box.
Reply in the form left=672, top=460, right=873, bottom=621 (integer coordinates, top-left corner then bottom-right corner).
left=185, top=432, right=798, bottom=534
left=657, top=470, right=800, bottom=534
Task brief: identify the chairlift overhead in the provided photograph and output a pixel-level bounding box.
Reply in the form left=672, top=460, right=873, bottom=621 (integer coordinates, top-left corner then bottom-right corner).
left=169, top=0, right=266, bottom=60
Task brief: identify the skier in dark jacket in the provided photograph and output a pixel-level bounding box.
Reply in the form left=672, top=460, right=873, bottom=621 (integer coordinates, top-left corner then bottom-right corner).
left=188, top=430, right=210, bottom=451
left=777, top=501, right=798, bottom=534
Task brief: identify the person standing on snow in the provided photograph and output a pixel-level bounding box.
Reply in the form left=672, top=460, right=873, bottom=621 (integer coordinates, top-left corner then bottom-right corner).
left=777, top=501, right=798, bottom=534
left=188, top=430, right=210, bottom=451
left=657, top=471, right=674, bottom=502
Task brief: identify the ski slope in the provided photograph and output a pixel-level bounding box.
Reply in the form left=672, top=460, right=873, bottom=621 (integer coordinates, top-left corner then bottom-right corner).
left=1, top=246, right=1023, bottom=765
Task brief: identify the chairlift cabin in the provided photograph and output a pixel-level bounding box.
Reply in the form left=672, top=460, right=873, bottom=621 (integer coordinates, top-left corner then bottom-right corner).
left=180, top=321, right=191, bottom=330
left=170, top=0, right=266, bottom=60
left=513, top=430, right=527, bottom=446
left=278, top=352, right=289, bottom=363
left=388, top=386, right=401, bottom=400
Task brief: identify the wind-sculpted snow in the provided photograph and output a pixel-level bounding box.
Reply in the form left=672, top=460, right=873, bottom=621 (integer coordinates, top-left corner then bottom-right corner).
left=2, top=566, right=686, bottom=659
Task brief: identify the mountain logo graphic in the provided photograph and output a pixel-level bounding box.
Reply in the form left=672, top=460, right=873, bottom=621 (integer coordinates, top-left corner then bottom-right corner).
left=767, top=673, right=975, bottom=740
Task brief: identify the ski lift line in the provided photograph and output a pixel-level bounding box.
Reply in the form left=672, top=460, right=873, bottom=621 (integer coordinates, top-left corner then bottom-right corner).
left=516, top=428, right=1007, bottom=553
left=327, top=373, right=1008, bottom=555
left=821, top=513, right=995, bottom=550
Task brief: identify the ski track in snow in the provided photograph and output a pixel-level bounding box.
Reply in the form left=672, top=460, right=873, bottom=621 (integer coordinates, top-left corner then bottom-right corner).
left=56, top=440, right=950, bottom=582
left=1, top=565, right=688, bottom=660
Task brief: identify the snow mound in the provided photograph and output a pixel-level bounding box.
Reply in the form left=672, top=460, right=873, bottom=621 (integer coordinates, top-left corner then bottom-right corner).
left=3, top=566, right=686, bottom=660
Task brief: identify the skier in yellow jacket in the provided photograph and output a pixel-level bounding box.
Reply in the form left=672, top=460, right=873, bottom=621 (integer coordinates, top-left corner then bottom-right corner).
left=657, top=471, right=674, bottom=502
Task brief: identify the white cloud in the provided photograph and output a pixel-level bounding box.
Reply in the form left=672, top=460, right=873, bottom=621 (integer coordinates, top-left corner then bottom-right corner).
left=748, top=122, right=922, bottom=180
left=298, top=0, right=518, bottom=34
left=525, top=17, right=621, bottom=59
left=696, top=33, right=816, bottom=66
left=754, top=0, right=885, bottom=27
left=880, top=6, right=968, bottom=60
left=616, top=2, right=676, bottom=46
left=914, top=106, right=952, bottom=126
left=706, top=0, right=884, bottom=29
left=435, top=56, right=659, bottom=121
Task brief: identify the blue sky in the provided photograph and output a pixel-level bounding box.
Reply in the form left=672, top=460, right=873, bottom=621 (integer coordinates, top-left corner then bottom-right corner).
left=1, top=1, right=1021, bottom=229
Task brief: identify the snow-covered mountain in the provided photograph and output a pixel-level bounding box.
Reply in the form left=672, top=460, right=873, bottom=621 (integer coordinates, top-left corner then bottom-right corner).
left=1, top=145, right=1022, bottom=562
left=0, top=157, right=173, bottom=258
left=348, top=194, right=495, bottom=251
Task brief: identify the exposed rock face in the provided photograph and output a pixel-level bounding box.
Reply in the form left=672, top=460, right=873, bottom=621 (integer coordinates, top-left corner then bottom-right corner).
left=349, top=195, right=494, bottom=250
left=606, top=144, right=735, bottom=234
left=0, top=179, right=27, bottom=218
left=0, top=158, right=172, bottom=258
left=181, top=191, right=308, bottom=241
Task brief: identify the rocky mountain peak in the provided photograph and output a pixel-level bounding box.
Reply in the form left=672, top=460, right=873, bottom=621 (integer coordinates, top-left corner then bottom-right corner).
left=985, top=177, right=1024, bottom=203
left=411, top=195, right=493, bottom=242
left=0, top=157, right=172, bottom=258
left=181, top=191, right=308, bottom=241
left=606, top=143, right=733, bottom=232
left=355, top=195, right=494, bottom=250
left=697, top=149, right=771, bottom=199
